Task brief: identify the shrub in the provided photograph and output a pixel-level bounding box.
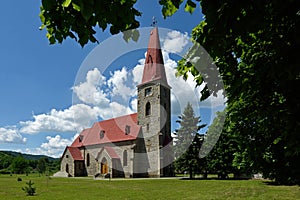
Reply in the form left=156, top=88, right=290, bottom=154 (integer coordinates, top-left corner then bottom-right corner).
left=22, top=180, right=36, bottom=196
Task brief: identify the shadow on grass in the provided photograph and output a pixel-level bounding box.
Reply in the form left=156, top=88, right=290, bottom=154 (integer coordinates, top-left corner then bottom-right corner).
left=178, top=177, right=251, bottom=181
left=262, top=180, right=300, bottom=186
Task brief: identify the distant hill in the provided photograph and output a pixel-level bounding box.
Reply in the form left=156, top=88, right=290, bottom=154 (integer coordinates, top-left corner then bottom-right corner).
left=0, top=151, right=60, bottom=174
left=0, top=151, right=58, bottom=161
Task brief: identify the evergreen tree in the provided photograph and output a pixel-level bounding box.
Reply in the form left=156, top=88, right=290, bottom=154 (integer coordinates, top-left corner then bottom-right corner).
left=37, top=158, right=48, bottom=174
left=174, top=102, right=206, bottom=179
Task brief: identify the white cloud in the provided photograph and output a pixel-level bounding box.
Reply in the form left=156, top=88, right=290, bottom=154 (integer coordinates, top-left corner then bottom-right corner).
left=108, top=67, right=136, bottom=101
left=72, top=68, right=109, bottom=106
left=0, top=127, right=27, bottom=144
left=41, top=135, right=73, bottom=150
left=72, top=67, right=137, bottom=120
left=25, top=134, right=78, bottom=158
left=132, top=58, right=144, bottom=84
left=19, top=104, right=101, bottom=134
left=162, top=31, right=189, bottom=53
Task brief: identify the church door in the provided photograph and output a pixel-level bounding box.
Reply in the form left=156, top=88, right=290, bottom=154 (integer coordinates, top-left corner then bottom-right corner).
left=101, top=158, right=108, bottom=174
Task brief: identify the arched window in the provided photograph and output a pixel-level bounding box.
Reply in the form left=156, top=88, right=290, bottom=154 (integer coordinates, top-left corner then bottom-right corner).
left=146, top=102, right=151, bottom=116
left=87, top=153, right=90, bottom=167
left=147, top=55, right=153, bottom=64
left=123, top=150, right=128, bottom=166
left=66, top=164, right=69, bottom=173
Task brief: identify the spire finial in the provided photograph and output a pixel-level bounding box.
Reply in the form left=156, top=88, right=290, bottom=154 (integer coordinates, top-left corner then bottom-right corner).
left=151, top=16, right=157, bottom=27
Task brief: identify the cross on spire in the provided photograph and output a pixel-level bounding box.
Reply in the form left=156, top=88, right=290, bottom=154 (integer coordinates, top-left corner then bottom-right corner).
left=151, top=16, right=157, bottom=27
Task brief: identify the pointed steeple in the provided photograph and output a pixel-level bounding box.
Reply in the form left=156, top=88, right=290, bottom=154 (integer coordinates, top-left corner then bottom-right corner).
left=139, top=27, right=170, bottom=88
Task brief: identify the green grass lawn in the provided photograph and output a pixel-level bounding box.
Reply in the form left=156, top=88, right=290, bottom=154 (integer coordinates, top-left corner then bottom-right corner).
left=0, top=174, right=299, bottom=200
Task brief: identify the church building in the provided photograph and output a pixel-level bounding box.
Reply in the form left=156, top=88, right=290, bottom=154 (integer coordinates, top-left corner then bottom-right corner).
left=60, top=27, right=173, bottom=178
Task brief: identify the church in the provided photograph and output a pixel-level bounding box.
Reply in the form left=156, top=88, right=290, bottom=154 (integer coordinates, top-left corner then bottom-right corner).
left=59, top=27, right=174, bottom=178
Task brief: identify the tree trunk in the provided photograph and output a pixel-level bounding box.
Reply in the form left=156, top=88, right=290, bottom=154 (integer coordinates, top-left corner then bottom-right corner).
left=189, top=167, right=193, bottom=179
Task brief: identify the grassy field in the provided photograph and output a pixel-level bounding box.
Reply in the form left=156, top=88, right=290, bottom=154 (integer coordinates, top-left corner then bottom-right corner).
left=0, top=174, right=299, bottom=200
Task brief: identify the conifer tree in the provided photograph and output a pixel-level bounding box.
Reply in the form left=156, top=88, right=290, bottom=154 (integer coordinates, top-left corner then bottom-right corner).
left=174, top=102, right=206, bottom=179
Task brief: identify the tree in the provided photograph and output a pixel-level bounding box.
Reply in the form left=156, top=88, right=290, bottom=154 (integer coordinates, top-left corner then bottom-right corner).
left=39, top=0, right=141, bottom=46
left=173, top=102, right=206, bottom=179
left=37, top=158, right=48, bottom=174
left=0, top=152, right=13, bottom=170
left=175, top=0, right=300, bottom=184
left=22, top=180, right=36, bottom=196
left=203, top=110, right=241, bottom=179
left=11, top=156, right=29, bottom=174
left=39, top=0, right=198, bottom=46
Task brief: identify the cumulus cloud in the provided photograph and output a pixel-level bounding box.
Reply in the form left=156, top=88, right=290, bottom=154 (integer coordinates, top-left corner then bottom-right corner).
left=108, top=67, right=136, bottom=100
left=25, top=134, right=77, bottom=158
left=132, top=58, right=144, bottom=84
left=19, top=104, right=101, bottom=134
left=41, top=135, right=74, bottom=150
left=0, top=127, right=27, bottom=144
left=72, top=68, right=109, bottom=106
left=162, top=30, right=190, bottom=53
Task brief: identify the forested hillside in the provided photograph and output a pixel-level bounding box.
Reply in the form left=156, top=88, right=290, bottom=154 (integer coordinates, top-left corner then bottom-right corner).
left=0, top=151, right=59, bottom=175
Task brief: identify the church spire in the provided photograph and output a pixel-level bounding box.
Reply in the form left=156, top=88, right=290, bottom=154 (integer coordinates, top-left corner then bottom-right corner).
left=140, top=27, right=170, bottom=88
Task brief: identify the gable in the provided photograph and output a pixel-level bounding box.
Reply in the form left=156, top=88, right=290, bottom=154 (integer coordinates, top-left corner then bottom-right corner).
left=62, top=146, right=83, bottom=161
left=97, top=146, right=120, bottom=160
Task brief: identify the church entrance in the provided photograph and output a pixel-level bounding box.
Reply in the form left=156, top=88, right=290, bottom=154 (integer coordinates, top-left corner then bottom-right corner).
left=101, top=158, right=108, bottom=174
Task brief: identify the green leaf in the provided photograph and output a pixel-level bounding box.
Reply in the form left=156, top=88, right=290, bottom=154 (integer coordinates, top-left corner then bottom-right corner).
left=62, top=0, right=72, bottom=8
left=273, top=137, right=282, bottom=145
left=185, top=0, right=196, bottom=14
left=159, top=0, right=182, bottom=18
left=72, top=3, right=81, bottom=11
left=132, top=29, right=140, bottom=42
left=120, top=0, right=127, bottom=5
left=39, top=12, right=45, bottom=24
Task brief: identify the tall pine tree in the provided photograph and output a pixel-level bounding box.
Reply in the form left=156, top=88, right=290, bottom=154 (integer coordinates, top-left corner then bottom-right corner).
left=174, top=102, right=206, bottom=179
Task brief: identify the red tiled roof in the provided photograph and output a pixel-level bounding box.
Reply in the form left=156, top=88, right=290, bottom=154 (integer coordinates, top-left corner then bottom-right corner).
left=139, top=27, right=170, bottom=88
left=67, top=147, right=83, bottom=161
left=71, top=113, right=141, bottom=147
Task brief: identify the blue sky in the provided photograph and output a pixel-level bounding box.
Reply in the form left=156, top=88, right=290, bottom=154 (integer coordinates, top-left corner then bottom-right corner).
left=0, top=1, right=225, bottom=157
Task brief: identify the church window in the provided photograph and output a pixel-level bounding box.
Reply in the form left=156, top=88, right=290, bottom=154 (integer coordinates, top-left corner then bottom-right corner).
left=123, top=150, right=128, bottom=166
left=79, top=135, right=84, bottom=142
left=146, top=102, right=151, bottom=116
left=66, top=164, right=69, bottom=173
left=87, top=153, right=90, bottom=167
left=163, top=88, right=169, bottom=97
left=147, top=124, right=149, bottom=131
left=147, top=55, right=153, bottom=64
left=145, top=87, right=152, bottom=97
left=100, top=130, right=105, bottom=139
left=125, top=125, right=131, bottom=135
left=66, top=155, right=69, bottom=158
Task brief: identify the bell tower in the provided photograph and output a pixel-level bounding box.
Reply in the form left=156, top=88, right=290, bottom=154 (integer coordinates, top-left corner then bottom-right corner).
left=137, top=27, right=173, bottom=177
